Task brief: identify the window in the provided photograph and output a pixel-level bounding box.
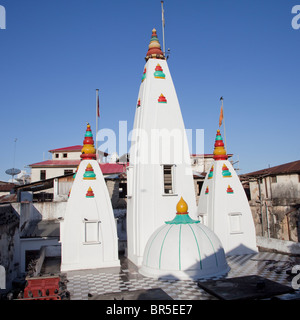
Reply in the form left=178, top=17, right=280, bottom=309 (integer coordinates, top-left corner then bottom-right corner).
left=63, top=153, right=68, bottom=158
left=163, top=165, right=174, bottom=194
left=40, top=170, right=46, bottom=180
left=84, top=220, right=100, bottom=244
left=55, top=153, right=59, bottom=158
left=228, top=212, right=243, bottom=234
left=119, top=183, right=127, bottom=198
left=197, top=181, right=204, bottom=196
left=271, top=176, right=277, bottom=183
left=64, top=169, right=73, bottom=175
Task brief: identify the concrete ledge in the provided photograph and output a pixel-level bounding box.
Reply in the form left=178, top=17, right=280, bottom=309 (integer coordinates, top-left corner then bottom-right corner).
left=257, top=236, right=300, bottom=255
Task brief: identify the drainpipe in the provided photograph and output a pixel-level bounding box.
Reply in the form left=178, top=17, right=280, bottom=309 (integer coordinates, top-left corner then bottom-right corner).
left=258, top=179, right=264, bottom=236
left=265, top=202, right=270, bottom=238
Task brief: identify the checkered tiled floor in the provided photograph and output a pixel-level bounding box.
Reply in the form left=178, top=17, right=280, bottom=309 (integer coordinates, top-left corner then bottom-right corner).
left=65, top=252, right=300, bottom=300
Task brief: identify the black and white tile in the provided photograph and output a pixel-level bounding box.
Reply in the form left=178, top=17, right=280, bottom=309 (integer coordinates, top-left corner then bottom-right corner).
left=65, top=252, right=299, bottom=300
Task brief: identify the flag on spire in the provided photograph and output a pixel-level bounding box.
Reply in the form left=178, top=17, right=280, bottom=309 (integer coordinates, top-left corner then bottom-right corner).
left=219, top=96, right=224, bottom=127
left=97, top=91, right=100, bottom=118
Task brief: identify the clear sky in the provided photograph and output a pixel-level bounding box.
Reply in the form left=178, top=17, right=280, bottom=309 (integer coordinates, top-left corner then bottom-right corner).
left=0, top=0, right=299, bottom=181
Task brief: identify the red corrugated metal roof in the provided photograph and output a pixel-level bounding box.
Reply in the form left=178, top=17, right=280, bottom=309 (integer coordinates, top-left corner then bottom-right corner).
left=48, top=145, right=82, bottom=153
left=29, top=160, right=127, bottom=174
left=0, top=182, right=15, bottom=192
left=244, top=160, right=300, bottom=177
left=29, top=160, right=81, bottom=167
left=100, top=163, right=127, bottom=174
left=0, top=194, right=17, bottom=203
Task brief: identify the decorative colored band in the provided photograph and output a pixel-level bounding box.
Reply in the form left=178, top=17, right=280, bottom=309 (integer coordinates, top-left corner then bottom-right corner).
left=154, top=65, right=165, bottom=79
left=80, top=153, right=97, bottom=160
left=85, top=131, right=93, bottom=138
left=227, top=185, right=234, bottom=194
left=165, top=213, right=200, bottom=225
left=141, top=68, right=146, bottom=82
left=86, top=187, right=95, bottom=198
left=208, top=166, right=214, bottom=179
left=222, top=164, right=232, bottom=178
left=213, top=154, right=228, bottom=161
left=154, top=73, right=165, bottom=79
left=205, top=186, right=209, bottom=194
left=83, top=165, right=96, bottom=180
left=158, top=94, right=167, bottom=103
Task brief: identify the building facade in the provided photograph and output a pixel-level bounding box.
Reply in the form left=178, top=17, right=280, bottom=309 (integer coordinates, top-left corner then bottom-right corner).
left=243, top=160, right=300, bottom=242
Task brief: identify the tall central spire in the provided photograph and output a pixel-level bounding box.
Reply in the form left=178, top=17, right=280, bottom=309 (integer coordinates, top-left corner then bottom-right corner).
left=145, top=28, right=165, bottom=61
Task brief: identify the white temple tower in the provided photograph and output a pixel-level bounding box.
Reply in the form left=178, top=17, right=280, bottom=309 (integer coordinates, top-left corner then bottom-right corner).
left=127, top=29, right=197, bottom=266
left=60, top=124, right=119, bottom=271
left=197, top=129, right=258, bottom=255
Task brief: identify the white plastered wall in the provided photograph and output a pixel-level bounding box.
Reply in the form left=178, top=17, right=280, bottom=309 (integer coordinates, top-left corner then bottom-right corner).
left=127, top=58, right=197, bottom=266
left=198, top=160, right=257, bottom=255
left=60, top=159, right=119, bottom=271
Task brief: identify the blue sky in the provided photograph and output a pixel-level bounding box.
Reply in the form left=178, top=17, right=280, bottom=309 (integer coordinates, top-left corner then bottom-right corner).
left=0, top=0, right=299, bottom=181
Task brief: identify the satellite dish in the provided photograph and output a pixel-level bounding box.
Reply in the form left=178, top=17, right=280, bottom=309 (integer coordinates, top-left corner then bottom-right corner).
left=5, top=168, right=21, bottom=176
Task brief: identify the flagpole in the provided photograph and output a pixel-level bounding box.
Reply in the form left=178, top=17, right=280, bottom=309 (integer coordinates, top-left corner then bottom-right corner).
left=161, top=1, right=165, bottom=55
left=96, top=89, right=99, bottom=162
left=220, top=97, right=227, bottom=153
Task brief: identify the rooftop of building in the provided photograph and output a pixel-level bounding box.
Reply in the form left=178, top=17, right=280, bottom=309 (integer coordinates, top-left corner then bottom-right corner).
left=243, top=160, right=300, bottom=178
left=57, top=251, right=300, bottom=300
left=28, top=160, right=128, bottom=174
left=48, top=145, right=83, bottom=153
left=0, top=181, right=16, bottom=192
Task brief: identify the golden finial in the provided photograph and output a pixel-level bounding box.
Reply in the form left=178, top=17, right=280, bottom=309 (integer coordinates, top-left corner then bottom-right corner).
left=176, top=197, right=188, bottom=214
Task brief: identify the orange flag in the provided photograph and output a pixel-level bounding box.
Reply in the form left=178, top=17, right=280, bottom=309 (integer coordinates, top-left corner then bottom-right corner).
left=219, top=100, right=223, bottom=127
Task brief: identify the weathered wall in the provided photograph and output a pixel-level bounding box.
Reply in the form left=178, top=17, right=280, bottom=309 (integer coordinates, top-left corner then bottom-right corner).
left=12, top=202, right=67, bottom=225
left=272, top=174, right=300, bottom=199
left=250, top=200, right=300, bottom=242
left=0, top=205, right=20, bottom=292
left=248, top=173, right=300, bottom=242
left=249, top=174, right=300, bottom=202
left=31, top=167, right=75, bottom=183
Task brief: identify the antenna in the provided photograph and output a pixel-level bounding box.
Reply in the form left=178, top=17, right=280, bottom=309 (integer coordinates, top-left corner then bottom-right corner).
left=5, top=138, right=21, bottom=183
left=161, top=1, right=165, bottom=55
left=13, top=138, right=17, bottom=169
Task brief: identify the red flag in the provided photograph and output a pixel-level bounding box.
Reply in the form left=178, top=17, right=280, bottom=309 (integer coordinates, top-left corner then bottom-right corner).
left=97, top=93, right=100, bottom=118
